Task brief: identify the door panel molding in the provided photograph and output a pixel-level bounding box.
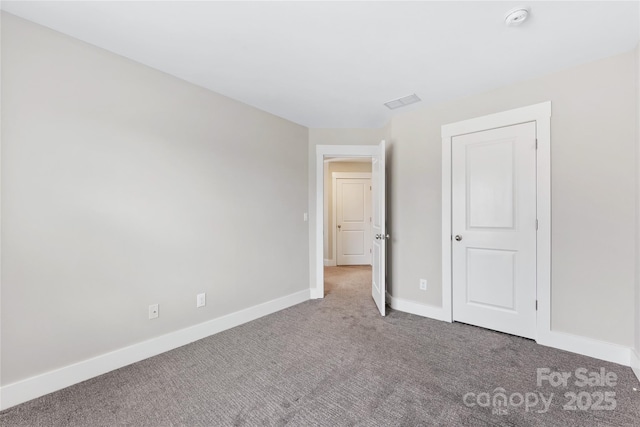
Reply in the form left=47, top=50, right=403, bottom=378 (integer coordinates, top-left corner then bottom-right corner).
left=442, top=102, right=551, bottom=341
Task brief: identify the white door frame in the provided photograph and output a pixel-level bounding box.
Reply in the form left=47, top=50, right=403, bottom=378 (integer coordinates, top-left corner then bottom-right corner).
left=333, top=172, right=372, bottom=266
left=441, top=102, right=551, bottom=341
left=313, top=144, right=379, bottom=299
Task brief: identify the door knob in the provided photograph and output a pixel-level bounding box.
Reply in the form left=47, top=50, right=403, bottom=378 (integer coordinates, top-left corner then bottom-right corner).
left=338, top=225, right=341, bottom=229
left=455, top=235, right=462, bottom=241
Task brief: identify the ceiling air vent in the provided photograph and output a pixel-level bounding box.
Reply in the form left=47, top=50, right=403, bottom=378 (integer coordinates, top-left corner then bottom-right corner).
left=384, top=93, right=421, bottom=110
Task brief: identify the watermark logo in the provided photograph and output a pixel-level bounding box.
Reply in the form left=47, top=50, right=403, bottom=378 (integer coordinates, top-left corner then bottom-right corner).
left=463, top=388, right=553, bottom=415
left=463, top=367, right=618, bottom=416
left=537, top=367, right=617, bottom=411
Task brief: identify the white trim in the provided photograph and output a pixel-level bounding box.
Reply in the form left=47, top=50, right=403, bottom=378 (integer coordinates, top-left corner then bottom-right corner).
left=635, top=41, right=640, bottom=385
left=324, top=258, right=336, bottom=267
left=439, top=102, right=635, bottom=368
left=310, top=288, right=324, bottom=299
left=313, top=144, right=378, bottom=299
left=323, top=161, right=330, bottom=261
left=324, top=157, right=371, bottom=163
left=441, top=102, right=552, bottom=137
left=0, top=289, right=310, bottom=410
left=632, top=349, right=640, bottom=383
left=441, top=131, right=453, bottom=322
left=332, top=172, right=372, bottom=267
left=386, top=292, right=450, bottom=322
left=386, top=296, right=630, bottom=367
left=539, top=331, right=630, bottom=367
left=441, top=101, right=552, bottom=339
left=535, top=107, right=553, bottom=342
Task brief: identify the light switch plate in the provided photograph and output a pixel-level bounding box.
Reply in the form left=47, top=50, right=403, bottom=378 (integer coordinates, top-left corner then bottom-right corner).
left=197, top=293, right=206, bottom=308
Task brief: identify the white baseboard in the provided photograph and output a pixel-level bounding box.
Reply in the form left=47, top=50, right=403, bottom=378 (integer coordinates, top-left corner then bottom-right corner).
left=310, top=287, right=323, bottom=299
left=631, top=348, right=640, bottom=383
left=323, top=258, right=336, bottom=267
left=535, top=331, right=630, bottom=367
left=0, top=289, right=310, bottom=411
left=386, top=292, right=451, bottom=322
left=386, top=292, right=632, bottom=367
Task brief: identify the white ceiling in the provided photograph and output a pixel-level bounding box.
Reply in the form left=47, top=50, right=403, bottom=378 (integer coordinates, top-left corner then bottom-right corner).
left=2, top=1, right=639, bottom=128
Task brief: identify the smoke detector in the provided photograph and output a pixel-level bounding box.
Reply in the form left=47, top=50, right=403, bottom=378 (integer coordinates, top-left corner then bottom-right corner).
left=504, top=8, right=529, bottom=26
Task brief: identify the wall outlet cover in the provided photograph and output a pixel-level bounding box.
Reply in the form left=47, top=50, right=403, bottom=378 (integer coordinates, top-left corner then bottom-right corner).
left=149, top=304, right=159, bottom=319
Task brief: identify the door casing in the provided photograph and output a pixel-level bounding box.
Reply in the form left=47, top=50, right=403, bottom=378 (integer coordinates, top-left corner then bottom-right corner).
left=442, top=102, right=551, bottom=342
left=313, top=144, right=381, bottom=299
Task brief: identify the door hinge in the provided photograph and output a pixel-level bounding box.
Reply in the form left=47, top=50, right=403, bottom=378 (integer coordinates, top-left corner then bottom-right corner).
left=535, top=300, right=538, bottom=311
left=536, top=219, right=539, bottom=230
left=370, top=185, right=372, bottom=191
left=535, top=139, right=538, bottom=149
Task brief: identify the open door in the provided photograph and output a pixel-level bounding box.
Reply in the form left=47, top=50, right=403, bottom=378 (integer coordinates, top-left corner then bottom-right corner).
left=371, top=140, right=386, bottom=316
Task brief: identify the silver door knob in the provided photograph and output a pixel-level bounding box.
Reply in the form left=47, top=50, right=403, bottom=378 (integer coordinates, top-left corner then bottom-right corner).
left=455, top=235, right=462, bottom=241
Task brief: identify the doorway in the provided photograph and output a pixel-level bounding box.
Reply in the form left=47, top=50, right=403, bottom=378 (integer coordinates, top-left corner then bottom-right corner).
left=314, top=142, right=387, bottom=316
left=441, top=102, right=551, bottom=341
left=451, top=122, right=537, bottom=339
left=325, top=167, right=373, bottom=304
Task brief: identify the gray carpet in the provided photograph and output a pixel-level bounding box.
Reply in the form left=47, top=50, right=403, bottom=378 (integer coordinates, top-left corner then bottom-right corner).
left=2, top=265, right=639, bottom=426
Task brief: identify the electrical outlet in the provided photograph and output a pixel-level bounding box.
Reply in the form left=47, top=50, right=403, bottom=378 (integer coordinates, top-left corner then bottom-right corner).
left=419, top=279, right=427, bottom=291
left=149, top=304, right=159, bottom=319
left=197, top=293, right=206, bottom=308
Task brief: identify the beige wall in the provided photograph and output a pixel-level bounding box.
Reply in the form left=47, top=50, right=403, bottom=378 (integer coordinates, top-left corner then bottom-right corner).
left=324, top=161, right=372, bottom=261
left=3, top=10, right=638, bottom=391
left=1, top=13, right=309, bottom=385
left=309, top=50, right=637, bottom=348
left=388, top=49, right=637, bottom=347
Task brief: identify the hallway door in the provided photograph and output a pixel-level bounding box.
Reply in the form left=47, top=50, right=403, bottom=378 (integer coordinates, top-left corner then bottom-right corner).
left=336, top=177, right=372, bottom=266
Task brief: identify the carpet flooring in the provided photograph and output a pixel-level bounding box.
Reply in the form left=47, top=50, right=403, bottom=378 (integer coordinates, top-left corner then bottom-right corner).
left=2, top=265, right=639, bottom=426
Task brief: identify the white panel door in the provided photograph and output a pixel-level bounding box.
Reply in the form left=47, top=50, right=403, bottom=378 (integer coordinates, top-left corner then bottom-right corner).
left=371, top=140, right=386, bottom=316
left=336, top=178, right=372, bottom=265
left=452, top=122, right=537, bottom=339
